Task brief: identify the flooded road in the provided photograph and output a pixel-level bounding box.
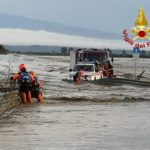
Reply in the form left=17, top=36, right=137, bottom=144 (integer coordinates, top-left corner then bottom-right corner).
left=0, top=101, right=150, bottom=150
left=0, top=55, right=150, bottom=149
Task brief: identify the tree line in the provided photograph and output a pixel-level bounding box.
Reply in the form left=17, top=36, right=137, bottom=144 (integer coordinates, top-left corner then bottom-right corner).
left=1, top=44, right=150, bottom=58
left=0, top=45, right=9, bottom=54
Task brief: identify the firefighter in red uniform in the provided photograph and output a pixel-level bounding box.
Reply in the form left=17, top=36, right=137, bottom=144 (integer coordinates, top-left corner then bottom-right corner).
left=11, top=64, right=33, bottom=103
left=107, top=61, right=113, bottom=77
left=73, top=71, right=80, bottom=84
left=73, top=68, right=87, bottom=84
left=30, top=71, right=43, bottom=103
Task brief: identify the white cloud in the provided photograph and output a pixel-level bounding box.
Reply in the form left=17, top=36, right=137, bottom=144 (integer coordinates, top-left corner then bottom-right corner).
left=0, top=28, right=139, bottom=50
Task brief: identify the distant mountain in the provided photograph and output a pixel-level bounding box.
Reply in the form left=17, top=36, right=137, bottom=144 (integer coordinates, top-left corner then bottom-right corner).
left=0, top=13, right=121, bottom=39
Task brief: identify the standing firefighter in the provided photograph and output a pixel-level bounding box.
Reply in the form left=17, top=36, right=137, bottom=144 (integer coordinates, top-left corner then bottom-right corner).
left=107, top=61, right=113, bottom=77
left=11, top=64, right=33, bottom=103
left=30, top=71, right=43, bottom=103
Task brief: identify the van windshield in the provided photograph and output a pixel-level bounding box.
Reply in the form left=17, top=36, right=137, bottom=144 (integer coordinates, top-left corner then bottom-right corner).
left=73, top=65, right=94, bottom=72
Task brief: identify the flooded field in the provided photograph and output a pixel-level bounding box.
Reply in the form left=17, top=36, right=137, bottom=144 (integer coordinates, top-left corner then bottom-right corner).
left=1, top=54, right=150, bottom=100
left=0, top=101, right=150, bottom=150
left=0, top=54, right=150, bottom=149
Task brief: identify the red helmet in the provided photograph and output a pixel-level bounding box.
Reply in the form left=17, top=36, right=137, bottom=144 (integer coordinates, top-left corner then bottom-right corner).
left=19, top=64, right=26, bottom=71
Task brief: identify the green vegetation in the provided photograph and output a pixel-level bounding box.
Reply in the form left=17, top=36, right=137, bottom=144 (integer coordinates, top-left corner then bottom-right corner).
left=0, top=45, right=9, bottom=54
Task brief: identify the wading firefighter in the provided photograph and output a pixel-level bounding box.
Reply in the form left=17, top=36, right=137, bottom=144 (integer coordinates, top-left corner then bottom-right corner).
left=11, top=64, right=33, bottom=103
left=30, top=71, right=43, bottom=103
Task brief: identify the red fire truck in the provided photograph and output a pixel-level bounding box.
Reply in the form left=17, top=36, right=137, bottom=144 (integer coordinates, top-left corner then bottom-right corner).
left=68, top=48, right=114, bottom=81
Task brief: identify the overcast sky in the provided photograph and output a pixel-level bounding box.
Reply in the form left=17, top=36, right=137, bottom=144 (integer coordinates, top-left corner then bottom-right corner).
left=0, top=0, right=150, bottom=49
left=0, top=0, right=150, bottom=34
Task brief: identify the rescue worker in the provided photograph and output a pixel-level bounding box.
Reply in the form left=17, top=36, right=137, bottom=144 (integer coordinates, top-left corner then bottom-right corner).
left=11, top=64, right=33, bottom=103
left=107, top=61, right=113, bottom=77
left=73, top=71, right=80, bottom=84
left=79, top=68, right=88, bottom=81
left=73, top=68, right=87, bottom=84
left=29, top=71, right=43, bottom=103
left=95, top=59, right=101, bottom=72
left=95, top=59, right=100, bottom=67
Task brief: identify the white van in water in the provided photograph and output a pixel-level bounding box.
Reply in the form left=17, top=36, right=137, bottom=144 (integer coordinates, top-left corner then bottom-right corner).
left=68, top=63, right=103, bottom=81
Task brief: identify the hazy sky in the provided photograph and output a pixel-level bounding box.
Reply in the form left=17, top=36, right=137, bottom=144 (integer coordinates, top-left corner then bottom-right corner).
left=0, top=0, right=150, bottom=34
left=1, top=0, right=150, bottom=49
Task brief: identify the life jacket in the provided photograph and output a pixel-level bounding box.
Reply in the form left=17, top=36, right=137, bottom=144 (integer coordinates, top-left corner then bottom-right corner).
left=19, top=71, right=32, bottom=86
left=33, top=77, right=38, bottom=85
left=32, top=77, right=40, bottom=88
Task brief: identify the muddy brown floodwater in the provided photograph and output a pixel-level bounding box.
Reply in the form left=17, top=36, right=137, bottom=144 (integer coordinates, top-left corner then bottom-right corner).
left=0, top=55, right=150, bottom=149
left=0, top=101, right=150, bottom=150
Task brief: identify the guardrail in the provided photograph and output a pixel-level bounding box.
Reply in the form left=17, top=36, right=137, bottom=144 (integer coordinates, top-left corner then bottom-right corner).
left=0, top=79, right=19, bottom=119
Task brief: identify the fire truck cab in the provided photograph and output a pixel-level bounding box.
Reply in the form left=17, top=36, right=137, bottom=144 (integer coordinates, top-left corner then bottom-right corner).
left=68, top=48, right=114, bottom=81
